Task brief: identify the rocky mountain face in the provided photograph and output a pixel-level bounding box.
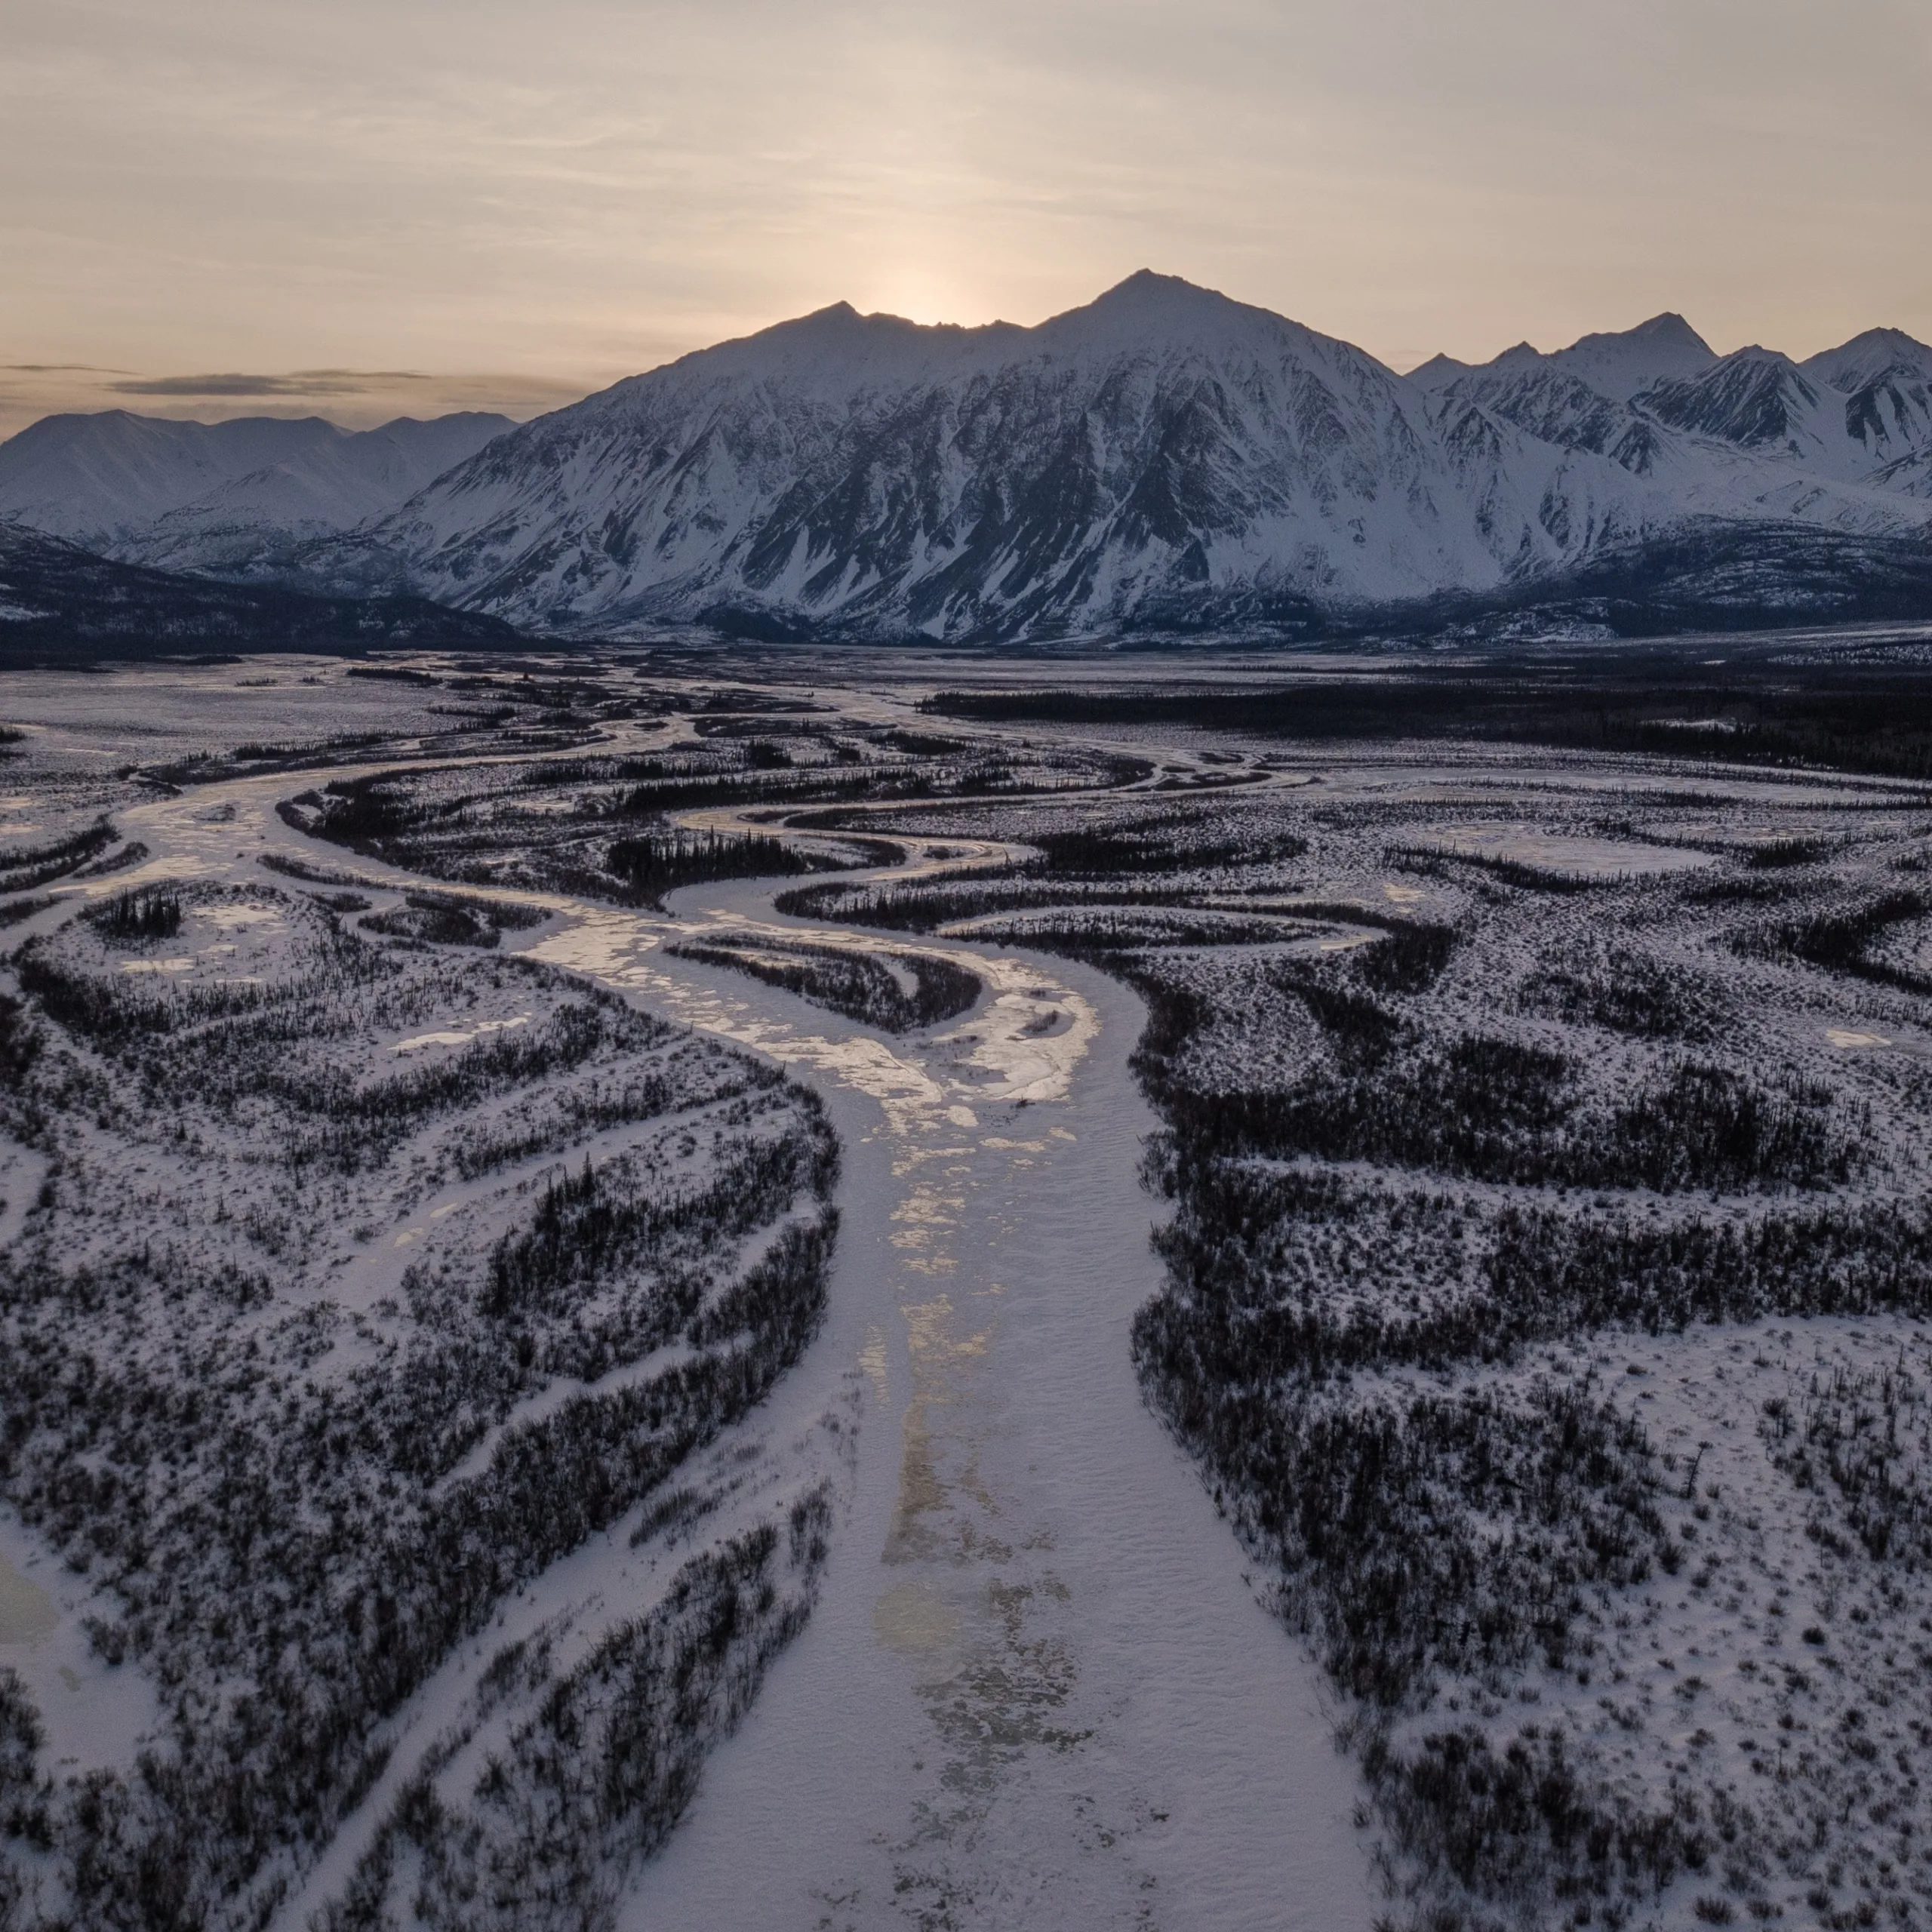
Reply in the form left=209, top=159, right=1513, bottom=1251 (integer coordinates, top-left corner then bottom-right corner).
left=351, top=274, right=1932, bottom=640
left=367, top=274, right=1567, bottom=640
left=4, top=278, right=1930, bottom=643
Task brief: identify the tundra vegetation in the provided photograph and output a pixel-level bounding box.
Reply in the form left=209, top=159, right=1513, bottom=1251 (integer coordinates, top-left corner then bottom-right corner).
left=793, top=734, right=1932, bottom=1932
left=4, top=648, right=1932, bottom=1932
left=286, top=711, right=1141, bottom=908
left=666, top=934, right=981, bottom=1034
left=0, top=848, right=839, bottom=1928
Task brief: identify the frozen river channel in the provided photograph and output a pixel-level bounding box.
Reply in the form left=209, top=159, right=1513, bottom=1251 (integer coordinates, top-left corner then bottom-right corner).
left=55, top=748, right=1375, bottom=1932
left=596, top=892, right=1375, bottom=1932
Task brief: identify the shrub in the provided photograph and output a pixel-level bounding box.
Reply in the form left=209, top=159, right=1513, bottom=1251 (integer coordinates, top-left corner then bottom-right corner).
left=93, top=889, right=183, bottom=942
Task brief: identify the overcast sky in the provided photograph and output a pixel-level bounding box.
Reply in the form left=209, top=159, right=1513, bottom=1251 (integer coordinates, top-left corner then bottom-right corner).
left=3, top=0, right=1928, bottom=435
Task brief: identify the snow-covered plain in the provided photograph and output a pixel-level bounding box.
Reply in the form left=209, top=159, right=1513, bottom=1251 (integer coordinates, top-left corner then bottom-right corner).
left=0, top=669, right=851, bottom=1927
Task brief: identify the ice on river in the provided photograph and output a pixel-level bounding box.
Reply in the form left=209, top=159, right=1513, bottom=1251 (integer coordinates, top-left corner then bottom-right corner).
left=586, top=889, right=1374, bottom=1931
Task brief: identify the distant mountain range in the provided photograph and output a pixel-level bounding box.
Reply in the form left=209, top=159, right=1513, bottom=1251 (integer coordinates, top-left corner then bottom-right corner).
left=4, top=275, right=1932, bottom=648
left=0, top=411, right=512, bottom=566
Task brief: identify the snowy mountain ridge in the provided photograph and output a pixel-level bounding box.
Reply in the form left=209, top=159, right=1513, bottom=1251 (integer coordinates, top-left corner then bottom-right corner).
left=0, top=409, right=513, bottom=564
left=1412, top=310, right=1718, bottom=404
left=353, top=272, right=1932, bottom=639
left=5, top=275, right=1931, bottom=641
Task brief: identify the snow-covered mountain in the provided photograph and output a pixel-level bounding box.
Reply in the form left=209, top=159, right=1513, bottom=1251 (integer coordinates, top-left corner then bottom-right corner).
left=8, top=280, right=1931, bottom=642
left=0, top=412, right=338, bottom=544
left=1424, top=323, right=1932, bottom=543
left=1412, top=312, right=1717, bottom=404
left=340, top=275, right=1932, bottom=640
left=1545, top=312, right=1720, bottom=401
left=369, top=272, right=1574, bottom=638
left=0, top=409, right=512, bottom=565
left=1802, top=327, right=1932, bottom=393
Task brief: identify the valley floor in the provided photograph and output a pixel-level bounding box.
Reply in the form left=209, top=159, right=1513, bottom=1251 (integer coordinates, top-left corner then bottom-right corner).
left=2, top=645, right=1930, bottom=1932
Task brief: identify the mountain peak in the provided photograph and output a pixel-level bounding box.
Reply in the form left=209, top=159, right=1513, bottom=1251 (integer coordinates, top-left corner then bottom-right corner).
left=1626, top=312, right=1711, bottom=351
left=1545, top=312, right=1717, bottom=401
left=1637, top=343, right=1826, bottom=451
left=1802, top=326, right=1932, bottom=392
left=779, top=300, right=868, bottom=334
left=1429, top=314, right=1719, bottom=405
left=1558, top=313, right=1714, bottom=358
left=1078, top=270, right=1245, bottom=325
left=1037, top=269, right=1333, bottom=363
left=1097, top=268, right=1211, bottom=302
left=1404, top=353, right=1471, bottom=392
left=1844, top=326, right=1932, bottom=361
left=1707, top=344, right=1807, bottom=380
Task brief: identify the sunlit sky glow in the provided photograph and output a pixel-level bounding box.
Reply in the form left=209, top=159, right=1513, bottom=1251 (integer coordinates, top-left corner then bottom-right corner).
left=3, top=0, right=1928, bottom=436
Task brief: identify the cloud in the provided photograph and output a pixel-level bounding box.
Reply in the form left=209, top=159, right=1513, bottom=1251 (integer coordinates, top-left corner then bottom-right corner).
left=0, top=362, right=592, bottom=441
left=106, top=369, right=431, bottom=398
left=292, top=368, right=432, bottom=382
